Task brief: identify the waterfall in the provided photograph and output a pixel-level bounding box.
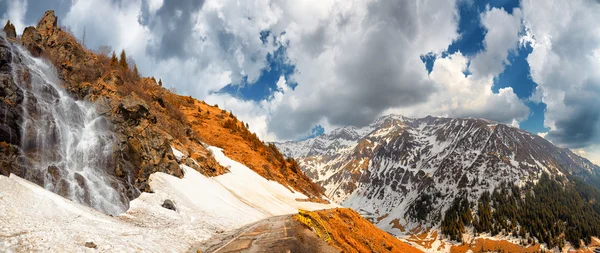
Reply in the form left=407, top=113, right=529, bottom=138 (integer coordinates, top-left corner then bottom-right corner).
left=4, top=35, right=129, bottom=215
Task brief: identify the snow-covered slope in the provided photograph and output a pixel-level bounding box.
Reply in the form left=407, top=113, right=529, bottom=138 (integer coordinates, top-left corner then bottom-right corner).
left=276, top=115, right=600, bottom=235
left=0, top=146, right=337, bottom=252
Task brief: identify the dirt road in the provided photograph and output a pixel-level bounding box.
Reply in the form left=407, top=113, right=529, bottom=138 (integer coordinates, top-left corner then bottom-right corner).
left=191, top=215, right=338, bottom=253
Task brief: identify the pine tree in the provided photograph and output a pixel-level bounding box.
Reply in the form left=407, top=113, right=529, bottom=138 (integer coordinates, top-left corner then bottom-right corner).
left=133, top=64, right=139, bottom=79
left=110, top=51, right=118, bottom=67
left=119, top=50, right=128, bottom=69
left=158, top=79, right=163, bottom=86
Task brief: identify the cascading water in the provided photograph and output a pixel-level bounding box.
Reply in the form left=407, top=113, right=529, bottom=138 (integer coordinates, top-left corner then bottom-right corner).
left=3, top=35, right=129, bottom=215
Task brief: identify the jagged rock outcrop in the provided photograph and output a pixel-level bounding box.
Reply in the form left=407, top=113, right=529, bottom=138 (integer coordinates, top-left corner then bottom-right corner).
left=21, top=27, right=42, bottom=57
left=3, top=21, right=16, bottom=40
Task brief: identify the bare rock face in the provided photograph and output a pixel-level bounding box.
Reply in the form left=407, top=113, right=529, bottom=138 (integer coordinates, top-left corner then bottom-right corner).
left=161, top=199, right=176, bottom=211
left=0, top=36, right=26, bottom=177
left=118, top=94, right=152, bottom=125
left=21, top=27, right=43, bottom=57
left=36, top=10, right=58, bottom=36
left=3, top=20, right=16, bottom=39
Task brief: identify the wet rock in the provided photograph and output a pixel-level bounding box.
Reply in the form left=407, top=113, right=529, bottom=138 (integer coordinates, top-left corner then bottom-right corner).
left=0, top=112, right=20, bottom=145
left=161, top=199, right=176, bottom=211
left=74, top=173, right=91, bottom=204
left=74, top=173, right=87, bottom=189
left=0, top=142, right=24, bottom=176
left=55, top=179, right=70, bottom=198
left=84, top=242, right=97, bottom=249
left=24, top=168, right=45, bottom=186
left=47, top=165, right=60, bottom=181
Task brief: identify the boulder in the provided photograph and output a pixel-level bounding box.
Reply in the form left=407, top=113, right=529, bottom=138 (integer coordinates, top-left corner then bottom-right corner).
left=47, top=165, right=60, bottom=180
left=84, top=242, right=97, bottom=249
left=161, top=199, right=176, bottom=211
left=118, top=94, right=150, bottom=125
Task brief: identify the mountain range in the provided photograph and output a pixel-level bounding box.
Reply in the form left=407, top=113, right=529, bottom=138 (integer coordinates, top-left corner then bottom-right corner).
left=277, top=114, right=600, bottom=247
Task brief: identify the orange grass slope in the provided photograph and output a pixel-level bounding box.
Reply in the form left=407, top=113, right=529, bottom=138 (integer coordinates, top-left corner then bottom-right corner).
left=179, top=99, right=326, bottom=200
left=295, top=208, right=423, bottom=253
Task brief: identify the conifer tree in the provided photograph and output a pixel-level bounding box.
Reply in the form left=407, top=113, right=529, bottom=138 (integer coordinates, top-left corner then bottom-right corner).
left=110, top=51, right=118, bottom=67
left=119, top=50, right=128, bottom=69
left=133, top=64, right=139, bottom=78
left=158, top=79, right=163, bottom=86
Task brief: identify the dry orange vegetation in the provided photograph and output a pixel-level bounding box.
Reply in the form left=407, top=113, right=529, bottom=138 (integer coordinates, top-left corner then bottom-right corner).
left=405, top=230, right=438, bottom=249
left=179, top=99, right=325, bottom=199
left=389, top=218, right=406, bottom=232
left=296, top=208, right=423, bottom=253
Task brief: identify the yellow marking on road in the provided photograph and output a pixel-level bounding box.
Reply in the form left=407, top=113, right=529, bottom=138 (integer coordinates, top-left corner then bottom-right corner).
left=260, top=236, right=296, bottom=243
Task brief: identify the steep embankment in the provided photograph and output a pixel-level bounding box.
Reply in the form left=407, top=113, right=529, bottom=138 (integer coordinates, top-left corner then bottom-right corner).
left=296, top=208, right=423, bottom=253
left=180, top=100, right=325, bottom=200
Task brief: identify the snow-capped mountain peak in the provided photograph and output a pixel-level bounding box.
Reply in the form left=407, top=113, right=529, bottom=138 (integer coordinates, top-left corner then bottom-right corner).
left=276, top=115, right=600, bottom=235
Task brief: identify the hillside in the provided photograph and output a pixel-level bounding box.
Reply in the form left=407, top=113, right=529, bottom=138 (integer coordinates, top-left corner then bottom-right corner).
left=0, top=10, right=419, bottom=252
left=179, top=99, right=324, bottom=200
left=296, top=208, right=423, bottom=253
left=0, top=10, right=324, bottom=212
left=277, top=114, right=600, bottom=250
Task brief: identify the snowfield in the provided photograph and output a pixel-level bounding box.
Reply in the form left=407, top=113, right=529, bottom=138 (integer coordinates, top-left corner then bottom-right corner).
left=0, top=146, right=337, bottom=252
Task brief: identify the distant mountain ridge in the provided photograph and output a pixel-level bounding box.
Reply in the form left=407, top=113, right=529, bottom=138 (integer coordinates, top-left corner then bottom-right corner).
left=277, top=114, right=600, bottom=232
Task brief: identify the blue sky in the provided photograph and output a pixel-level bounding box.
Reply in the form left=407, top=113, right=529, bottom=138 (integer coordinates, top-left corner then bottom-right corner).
left=217, top=0, right=547, bottom=139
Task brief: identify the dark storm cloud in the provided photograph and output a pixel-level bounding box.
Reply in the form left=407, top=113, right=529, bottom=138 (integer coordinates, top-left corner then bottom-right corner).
left=547, top=83, right=600, bottom=148
left=142, top=0, right=205, bottom=60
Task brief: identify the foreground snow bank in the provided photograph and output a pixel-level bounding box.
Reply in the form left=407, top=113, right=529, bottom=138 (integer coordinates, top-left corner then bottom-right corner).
left=0, top=146, right=337, bottom=252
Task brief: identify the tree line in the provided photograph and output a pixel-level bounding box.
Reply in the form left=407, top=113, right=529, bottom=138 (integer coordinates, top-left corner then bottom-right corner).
left=441, top=172, right=600, bottom=250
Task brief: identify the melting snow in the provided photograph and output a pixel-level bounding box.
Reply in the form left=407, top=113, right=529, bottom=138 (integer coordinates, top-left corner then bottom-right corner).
left=0, top=146, right=337, bottom=252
